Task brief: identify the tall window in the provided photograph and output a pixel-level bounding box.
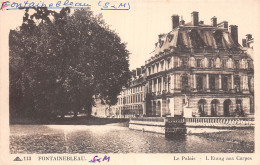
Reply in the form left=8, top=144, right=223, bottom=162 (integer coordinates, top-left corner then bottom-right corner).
left=209, top=75, right=215, bottom=90
left=234, top=60, right=239, bottom=69
left=222, top=75, right=228, bottom=91
left=235, top=99, right=243, bottom=116
left=248, top=76, right=252, bottom=92
left=198, top=99, right=207, bottom=117
left=222, top=59, right=226, bottom=68
left=158, top=78, right=161, bottom=92
left=160, top=61, right=164, bottom=71
left=168, top=76, right=171, bottom=92
left=167, top=59, right=171, bottom=69
left=208, top=59, right=212, bottom=68
left=174, top=56, right=178, bottom=67
left=197, top=59, right=202, bottom=68
left=182, top=58, right=188, bottom=68
left=234, top=76, right=240, bottom=92
left=149, top=80, right=152, bottom=93
left=197, top=75, right=203, bottom=90
left=181, top=75, right=188, bottom=91
left=153, top=79, right=157, bottom=92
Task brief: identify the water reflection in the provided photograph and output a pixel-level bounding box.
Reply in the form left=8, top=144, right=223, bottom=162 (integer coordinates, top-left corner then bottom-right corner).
left=10, top=125, right=254, bottom=153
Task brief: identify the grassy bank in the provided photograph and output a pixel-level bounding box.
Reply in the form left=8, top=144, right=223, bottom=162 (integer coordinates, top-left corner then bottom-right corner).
left=10, top=116, right=129, bottom=125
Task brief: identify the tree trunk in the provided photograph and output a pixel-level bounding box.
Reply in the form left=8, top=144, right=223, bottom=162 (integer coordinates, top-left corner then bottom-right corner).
left=86, top=104, right=92, bottom=118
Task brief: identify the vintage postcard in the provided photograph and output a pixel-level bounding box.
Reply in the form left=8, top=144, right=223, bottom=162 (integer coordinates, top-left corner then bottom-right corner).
left=0, top=0, right=259, bottom=164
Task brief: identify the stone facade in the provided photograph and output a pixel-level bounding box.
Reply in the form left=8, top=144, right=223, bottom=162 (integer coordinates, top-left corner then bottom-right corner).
left=110, top=68, right=146, bottom=118
left=112, top=11, right=254, bottom=118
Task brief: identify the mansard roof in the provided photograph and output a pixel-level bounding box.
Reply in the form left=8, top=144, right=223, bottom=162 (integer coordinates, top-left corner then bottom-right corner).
left=153, top=25, right=240, bottom=56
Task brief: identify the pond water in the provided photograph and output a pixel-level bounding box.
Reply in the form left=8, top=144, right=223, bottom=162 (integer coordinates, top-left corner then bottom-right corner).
left=10, top=124, right=253, bottom=153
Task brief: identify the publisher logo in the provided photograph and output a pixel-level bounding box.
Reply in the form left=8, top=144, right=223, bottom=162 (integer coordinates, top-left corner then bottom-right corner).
left=13, top=156, right=22, bottom=161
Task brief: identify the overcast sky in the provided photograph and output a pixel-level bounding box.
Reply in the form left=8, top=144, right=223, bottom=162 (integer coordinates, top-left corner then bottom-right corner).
left=1, top=0, right=259, bottom=70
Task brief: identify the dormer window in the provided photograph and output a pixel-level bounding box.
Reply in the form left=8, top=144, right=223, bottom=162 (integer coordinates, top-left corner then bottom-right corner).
left=159, top=40, right=164, bottom=48
left=167, top=34, right=174, bottom=42
left=213, top=30, right=223, bottom=49
left=189, top=29, right=205, bottom=48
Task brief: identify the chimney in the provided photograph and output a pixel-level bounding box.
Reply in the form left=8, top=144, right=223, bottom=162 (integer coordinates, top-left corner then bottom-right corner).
left=242, top=39, right=247, bottom=47
left=229, top=25, right=238, bottom=44
left=136, top=68, right=141, bottom=76
left=180, top=20, right=185, bottom=25
left=217, top=21, right=228, bottom=29
left=246, top=34, right=252, bottom=41
left=191, top=11, right=199, bottom=26
left=171, top=15, right=179, bottom=29
left=211, top=16, right=217, bottom=27
left=158, top=34, right=164, bottom=39
left=199, top=21, right=204, bottom=24
left=141, top=66, right=145, bottom=74
left=132, top=70, right=136, bottom=78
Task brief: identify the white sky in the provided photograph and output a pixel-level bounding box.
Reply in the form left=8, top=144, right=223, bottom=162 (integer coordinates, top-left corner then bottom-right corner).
left=1, top=0, right=260, bottom=70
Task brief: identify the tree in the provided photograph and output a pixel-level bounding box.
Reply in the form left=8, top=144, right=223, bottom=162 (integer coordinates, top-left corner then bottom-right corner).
left=9, top=8, right=130, bottom=119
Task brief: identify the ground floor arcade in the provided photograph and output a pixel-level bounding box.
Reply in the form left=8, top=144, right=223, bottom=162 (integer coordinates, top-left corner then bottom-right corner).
left=146, top=95, right=252, bottom=117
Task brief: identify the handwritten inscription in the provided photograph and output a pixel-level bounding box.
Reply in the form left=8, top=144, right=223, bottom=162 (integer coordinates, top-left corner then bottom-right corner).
left=0, top=1, right=130, bottom=11
left=98, top=1, right=130, bottom=10
left=89, top=155, right=110, bottom=163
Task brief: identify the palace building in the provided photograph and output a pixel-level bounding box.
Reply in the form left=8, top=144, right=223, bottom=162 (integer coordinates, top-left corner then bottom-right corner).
left=111, top=11, right=254, bottom=118
left=110, top=67, right=146, bottom=118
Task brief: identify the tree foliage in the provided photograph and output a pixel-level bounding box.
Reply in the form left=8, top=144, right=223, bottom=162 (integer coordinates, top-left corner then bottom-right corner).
left=10, top=8, right=130, bottom=119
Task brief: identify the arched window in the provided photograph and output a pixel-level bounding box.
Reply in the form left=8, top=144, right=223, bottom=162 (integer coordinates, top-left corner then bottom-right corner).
left=203, top=57, right=209, bottom=68
left=198, top=99, right=207, bottom=117
left=227, top=58, right=233, bottom=69
left=211, top=99, right=219, bottom=116
left=189, top=56, right=196, bottom=68
left=223, top=99, right=232, bottom=117
left=215, top=57, right=221, bottom=68
left=235, top=99, right=244, bottom=117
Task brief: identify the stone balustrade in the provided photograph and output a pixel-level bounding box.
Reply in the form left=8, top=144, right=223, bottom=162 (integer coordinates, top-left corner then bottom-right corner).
left=130, top=117, right=254, bottom=128
left=185, top=117, right=254, bottom=127
left=131, top=117, right=165, bottom=122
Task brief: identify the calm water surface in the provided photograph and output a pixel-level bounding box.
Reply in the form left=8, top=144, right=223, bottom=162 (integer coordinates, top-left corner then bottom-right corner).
left=10, top=124, right=253, bottom=153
